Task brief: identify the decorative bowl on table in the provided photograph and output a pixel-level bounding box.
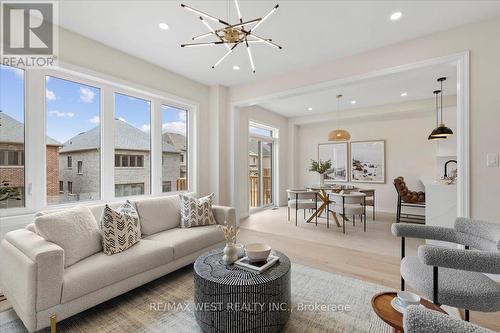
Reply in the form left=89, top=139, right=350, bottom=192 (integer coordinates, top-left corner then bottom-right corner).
left=245, top=243, right=272, bottom=263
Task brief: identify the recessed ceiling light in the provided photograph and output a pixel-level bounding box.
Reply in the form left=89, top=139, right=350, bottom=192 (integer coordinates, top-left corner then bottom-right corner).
left=307, top=107, right=313, bottom=111
left=233, top=65, right=240, bottom=71
left=158, top=23, right=169, bottom=30
left=390, top=11, right=402, bottom=21
left=401, top=92, right=408, bottom=97
left=351, top=100, right=357, bottom=104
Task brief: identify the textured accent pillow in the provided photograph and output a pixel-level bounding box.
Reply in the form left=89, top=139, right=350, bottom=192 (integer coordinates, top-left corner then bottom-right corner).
left=179, top=193, right=217, bottom=228
left=34, top=205, right=102, bottom=267
left=101, top=200, right=141, bottom=255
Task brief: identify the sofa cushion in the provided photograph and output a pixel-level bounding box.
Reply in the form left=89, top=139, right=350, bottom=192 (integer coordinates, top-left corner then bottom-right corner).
left=35, top=205, right=102, bottom=268
left=86, top=202, right=124, bottom=223
left=179, top=193, right=216, bottom=228
left=134, top=196, right=181, bottom=235
left=145, top=225, right=224, bottom=259
left=101, top=200, right=141, bottom=255
left=61, top=240, right=174, bottom=303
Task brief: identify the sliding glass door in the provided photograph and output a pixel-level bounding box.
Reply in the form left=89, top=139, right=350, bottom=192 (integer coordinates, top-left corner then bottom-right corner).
left=249, top=124, right=275, bottom=210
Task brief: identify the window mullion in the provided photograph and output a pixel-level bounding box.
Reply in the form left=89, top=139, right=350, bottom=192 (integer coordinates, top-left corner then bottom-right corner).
left=151, top=99, right=162, bottom=195
left=100, top=85, right=115, bottom=201
left=25, top=68, right=46, bottom=211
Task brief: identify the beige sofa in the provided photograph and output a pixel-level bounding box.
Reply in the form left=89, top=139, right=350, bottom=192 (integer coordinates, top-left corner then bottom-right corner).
left=0, top=194, right=236, bottom=332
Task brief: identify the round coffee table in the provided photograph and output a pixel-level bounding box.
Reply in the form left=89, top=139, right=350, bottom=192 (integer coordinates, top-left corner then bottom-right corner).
left=371, top=292, right=447, bottom=333
left=194, top=248, right=291, bottom=333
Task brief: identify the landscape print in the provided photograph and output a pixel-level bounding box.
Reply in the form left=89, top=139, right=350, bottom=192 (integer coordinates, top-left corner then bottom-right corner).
left=318, top=142, right=348, bottom=182
left=350, top=140, right=385, bottom=183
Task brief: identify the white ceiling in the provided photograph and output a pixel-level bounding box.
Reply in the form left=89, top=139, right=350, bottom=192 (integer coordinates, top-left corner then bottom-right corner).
left=58, top=1, right=500, bottom=87
left=259, top=62, right=457, bottom=118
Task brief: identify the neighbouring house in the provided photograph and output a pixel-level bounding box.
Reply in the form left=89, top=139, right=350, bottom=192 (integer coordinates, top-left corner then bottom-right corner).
left=162, top=132, right=187, bottom=190
left=58, top=118, right=181, bottom=203
left=0, top=111, right=61, bottom=208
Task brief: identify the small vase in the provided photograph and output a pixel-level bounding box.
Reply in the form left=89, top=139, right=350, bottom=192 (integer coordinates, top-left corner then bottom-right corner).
left=319, top=173, right=325, bottom=187
left=234, top=243, right=245, bottom=258
left=223, top=243, right=238, bottom=265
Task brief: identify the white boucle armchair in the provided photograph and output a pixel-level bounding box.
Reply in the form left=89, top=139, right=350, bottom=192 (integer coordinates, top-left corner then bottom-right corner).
left=392, top=217, right=500, bottom=322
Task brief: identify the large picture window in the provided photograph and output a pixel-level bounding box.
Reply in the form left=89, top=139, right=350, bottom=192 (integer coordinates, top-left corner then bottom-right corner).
left=0, top=65, right=25, bottom=209
left=161, top=105, right=188, bottom=192
left=114, top=93, right=151, bottom=197
left=1, top=66, right=194, bottom=215
left=45, top=76, right=101, bottom=205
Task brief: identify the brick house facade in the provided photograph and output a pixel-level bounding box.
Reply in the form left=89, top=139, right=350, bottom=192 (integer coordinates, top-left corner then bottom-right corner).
left=1, top=112, right=61, bottom=208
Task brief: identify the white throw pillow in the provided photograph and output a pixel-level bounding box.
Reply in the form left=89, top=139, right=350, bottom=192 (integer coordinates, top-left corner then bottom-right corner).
left=179, top=193, right=217, bottom=228
left=35, top=205, right=102, bottom=267
left=100, top=200, right=141, bottom=255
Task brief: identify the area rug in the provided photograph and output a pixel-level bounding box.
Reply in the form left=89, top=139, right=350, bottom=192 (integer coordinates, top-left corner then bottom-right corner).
left=0, top=264, right=392, bottom=333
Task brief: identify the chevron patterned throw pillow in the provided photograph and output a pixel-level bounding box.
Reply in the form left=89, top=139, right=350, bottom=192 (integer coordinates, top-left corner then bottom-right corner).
left=101, top=200, right=141, bottom=255
left=179, top=193, right=217, bottom=228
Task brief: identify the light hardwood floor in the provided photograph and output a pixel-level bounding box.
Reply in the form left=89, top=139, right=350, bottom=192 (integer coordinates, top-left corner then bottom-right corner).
left=238, top=207, right=500, bottom=331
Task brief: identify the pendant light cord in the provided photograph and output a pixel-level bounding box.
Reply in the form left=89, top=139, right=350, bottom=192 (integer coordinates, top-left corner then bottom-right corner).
left=435, top=91, right=439, bottom=127
left=336, top=94, right=342, bottom=130
left=440, top=79, right=443, bottom=124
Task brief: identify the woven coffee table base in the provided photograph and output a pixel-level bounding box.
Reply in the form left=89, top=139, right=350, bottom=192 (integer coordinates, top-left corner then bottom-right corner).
left=194, top=249, right=291, bottom=333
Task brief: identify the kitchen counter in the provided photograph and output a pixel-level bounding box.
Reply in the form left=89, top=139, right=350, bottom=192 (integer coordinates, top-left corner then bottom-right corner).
left=421, top=178, right=457, bottom=247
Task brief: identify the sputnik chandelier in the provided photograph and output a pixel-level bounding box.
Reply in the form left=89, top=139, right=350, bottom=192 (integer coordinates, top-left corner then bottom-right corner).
left=180, top=0, right=282, bottom=73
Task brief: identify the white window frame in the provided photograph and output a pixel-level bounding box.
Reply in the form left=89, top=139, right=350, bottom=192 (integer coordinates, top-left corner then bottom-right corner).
left=1, top=62, right=199, bottom=217
left=160, top=103, right=189, bottom=194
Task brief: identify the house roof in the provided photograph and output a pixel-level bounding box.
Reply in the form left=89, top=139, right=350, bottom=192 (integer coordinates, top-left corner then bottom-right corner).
left=162, top=132, right=186, bottom=151
left=248, top=140, right=271, bottom=157
left=0, top=111, right=61, bottom=146
left=60, top=118, right=179, bottom=153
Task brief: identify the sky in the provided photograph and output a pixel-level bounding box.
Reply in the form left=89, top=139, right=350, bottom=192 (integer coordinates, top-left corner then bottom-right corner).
left=0, top=65, right=187, bottom=144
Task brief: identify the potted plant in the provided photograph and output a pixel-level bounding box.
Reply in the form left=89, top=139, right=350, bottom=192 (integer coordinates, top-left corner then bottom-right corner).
left=309, top=159, right=332, bottom=187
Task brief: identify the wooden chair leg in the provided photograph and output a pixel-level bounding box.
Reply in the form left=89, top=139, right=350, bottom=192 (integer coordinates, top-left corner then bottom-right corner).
left=464, top=309, right=470, bottom=322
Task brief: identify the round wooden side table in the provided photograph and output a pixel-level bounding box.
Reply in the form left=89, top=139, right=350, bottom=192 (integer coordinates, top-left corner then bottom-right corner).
left=371, top=292, right=447, bottom=333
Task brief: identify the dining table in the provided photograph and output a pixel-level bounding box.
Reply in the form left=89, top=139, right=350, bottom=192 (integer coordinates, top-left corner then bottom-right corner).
left=305, top=184, right=359, bottom=227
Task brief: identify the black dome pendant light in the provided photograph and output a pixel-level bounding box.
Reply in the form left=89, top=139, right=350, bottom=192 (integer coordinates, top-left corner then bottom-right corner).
left=428, top=77, right=453, bottom=140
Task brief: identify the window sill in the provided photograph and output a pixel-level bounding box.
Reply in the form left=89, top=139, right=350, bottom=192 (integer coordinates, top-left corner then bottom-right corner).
left=0, top=191, right=191, bottom=218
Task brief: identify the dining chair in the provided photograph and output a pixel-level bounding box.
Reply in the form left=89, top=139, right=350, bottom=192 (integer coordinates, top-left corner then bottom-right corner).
left=359, top=189, right=375, bottom=220
left=328, top=192, right=366, bottom=234
left=286, top=189, right=318, bottom=226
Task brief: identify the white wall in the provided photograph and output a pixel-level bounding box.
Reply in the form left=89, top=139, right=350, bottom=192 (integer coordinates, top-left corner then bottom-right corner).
left=229, top=16, right=500, bottom=222
left=296, top=103, right=449, bottom=213
left=238, top=106, right=289, bottom=218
